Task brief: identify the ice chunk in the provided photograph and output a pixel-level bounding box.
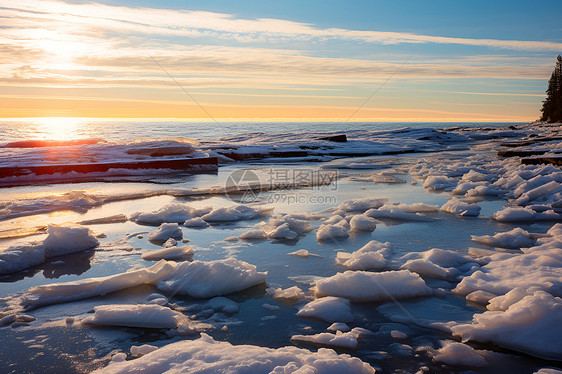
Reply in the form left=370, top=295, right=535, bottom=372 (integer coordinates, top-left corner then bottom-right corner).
left=157, top=258, right=267, bottom=298
left=400, top=259, right=454, bottom=280
left=183, top=217, right=209, bottom=228
left=453, top=245, right=562, bottom=297
left=83, top=304, right=186, bottom=329
left=291, top=327, right=372, bottom=350
left=492, top=206, right=562, bottom=222
left=337, top=197, right=388, bottom=212
left=349, top=214, right=377, bottom=231
left=148, top=223, right=183, bottom=242
left=462, top=170, right=494, bottom=183
left=365, top=206, right=435, bottom=221
left=21, top=260, right=178, bottom=310
left=288, top=249, right=320, bottom=258
left=0, top=244, right=46, bottom=275
left=471, top=228, right=536, bottom=249
left=239, top=229, right=268, bottom=240
left=335, top=241, right=391, bottom=271
left=534, top=368, right=562, bottom=374
left=401, top=247, right=472, bottom=268
left=0, top=224, right=99, bottom=275
left=297, top=296, right=353, bottom=323
left=142, top=246, right=193, bottom=261
left=328, top=322, right=351, bottom=332
left=466, top=290, right=497, bottom=305
left=431, top=340, right=487, bottom=367
left=450, top=291, right=562, bottom=360
left=266, top=286, right=305, bottom=304
left=201, top=205, right=271, bottom=222
left=423, top=176, right=457, bottom=191
left=389, top=202, right=439, bottom=213
left=390, top=330, right=407, bottom=339
left=441, top=199, right=481, bottom=217
left=317, top=220, right=349, bottom=241
left=314, top=270, right=432, bottom=302
left=130, top=344, right=158, bottom=357
left=43, top=224, right=99, bottom=257
left=94, top=333, right=375, bottom=373
left=131, top=203, right=212, bottom=225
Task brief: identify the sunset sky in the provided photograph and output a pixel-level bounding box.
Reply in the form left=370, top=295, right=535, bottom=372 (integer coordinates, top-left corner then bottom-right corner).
left=1, top=0, right=561, bottom=121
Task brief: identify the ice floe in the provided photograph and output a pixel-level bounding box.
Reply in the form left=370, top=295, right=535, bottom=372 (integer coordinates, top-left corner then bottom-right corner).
left=21, top=260, right=177, bottom=310
left=440, top=199, right=481, bottom=217
left=148, top=223, right=183, bottom=242
left=297, top=296, right=353, bottom=323
left=431, top=340, right=487, bottom=367
left=314, top=270, right=432, bottom=302
left=141, top=246, right=194, bottom=261
left=95, top=333, right=375, bottom=373
left=157, top=258, right=266, bottom=298
left=83, top=304, right=186, bottom=329
left=0, top=224, right=99, bottom=275
left=292, top=327, right=374, bottom=350
left=449, top=291, right=562, bottom=360
left=335, top=240, right=391, bottom=271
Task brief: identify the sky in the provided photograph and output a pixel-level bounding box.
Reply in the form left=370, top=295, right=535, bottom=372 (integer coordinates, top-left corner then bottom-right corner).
left=1, top=0, right=561, bottom=121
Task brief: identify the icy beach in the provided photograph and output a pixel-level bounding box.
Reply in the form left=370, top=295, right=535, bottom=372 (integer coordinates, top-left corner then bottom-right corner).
left=0, top=121, right=561, bottom=373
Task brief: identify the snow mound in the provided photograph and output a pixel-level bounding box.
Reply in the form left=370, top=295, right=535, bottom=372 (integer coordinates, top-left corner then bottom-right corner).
left=183, top=217, right=209, bottom=228
left=441, top=199, right=481, bottom=217
left=43, top=224, right=99, bottom=257
left=21, top=260, right=178, bottom=310
left=317, top=218, right=349, bottom=241
left=131, top=203, right=212, bottom=225
left=288, top=249, right=320, bottom=258
left=142, top=246, right=193, bottom=261
left=400, top=247, right=473, bottom=280
left=431, top=340, right=487, bottom=367
left=0, top=224, right=99, bottom=275
left=291, top=328, right=373, bottom=350
left=297, top=296, right=353, bottom=323
left=337, top=197, right=387, bottom=212
left=471, top=227, right=537, bottom=249
left=157, top=258, right=267, bottom=298
left=365, top=205, right=435, bottom=221
left=450, top=291, right=562, bottom=360
left=492, top=206, right=562, bottom=222
left=335, top=240, right=391, bottom=271
left=266, top=286, right=305, bottom=304
left=423, top=176, right=457, bottom=191
left=314, top=270, right=432, bottom=302
left=453, top=244, right=562, bottom=297
left=83, top=304, right=186, bottom=329
left=95, top=333, right=375, bottom=373
left=349, top=214, right=377, bottom=231
left=201, top=205, right=271, bottom=222
left=148, top=223, right=183, bottom=242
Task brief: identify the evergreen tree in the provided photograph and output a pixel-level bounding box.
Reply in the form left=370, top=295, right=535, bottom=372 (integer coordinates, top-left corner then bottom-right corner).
left=540, top=55, right=562, bottom=122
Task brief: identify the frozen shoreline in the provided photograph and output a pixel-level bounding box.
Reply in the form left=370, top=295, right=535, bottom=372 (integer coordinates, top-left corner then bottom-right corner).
left=0, top=121, right=561, bottom=373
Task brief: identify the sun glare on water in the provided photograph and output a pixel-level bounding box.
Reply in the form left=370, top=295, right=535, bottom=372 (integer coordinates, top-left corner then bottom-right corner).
left=34, top=117, right=82, bottom=140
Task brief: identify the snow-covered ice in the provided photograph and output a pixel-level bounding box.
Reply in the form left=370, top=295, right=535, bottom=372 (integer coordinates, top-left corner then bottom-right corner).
left=157, top=258, right=267, bottom=298
left=314, top=270, right=432, bottom=302
left=83, top=304, right=186, bottom=329
left=297, top=296, right=353, bottom=323
left=95, top=333, right=375, bottom=373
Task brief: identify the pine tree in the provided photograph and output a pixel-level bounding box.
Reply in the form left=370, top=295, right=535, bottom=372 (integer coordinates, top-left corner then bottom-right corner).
left=540, top=55, right=562, bottom=123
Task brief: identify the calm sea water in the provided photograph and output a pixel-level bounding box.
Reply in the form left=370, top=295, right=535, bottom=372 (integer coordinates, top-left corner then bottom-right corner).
left=0, top=119, right=523, bottom=143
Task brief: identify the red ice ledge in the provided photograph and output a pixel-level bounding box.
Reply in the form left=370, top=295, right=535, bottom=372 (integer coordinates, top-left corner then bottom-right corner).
left=0, top=157, right=218, bottom=178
